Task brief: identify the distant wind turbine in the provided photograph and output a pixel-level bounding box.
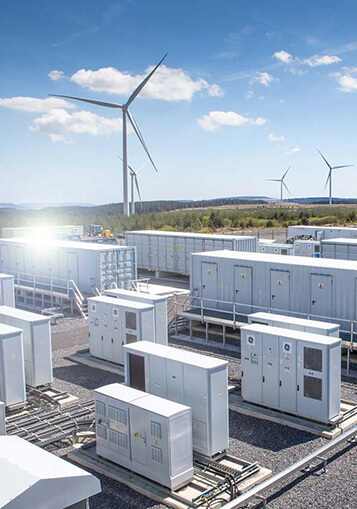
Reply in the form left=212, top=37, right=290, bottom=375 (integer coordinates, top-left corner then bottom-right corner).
left=317, top=149, right=353, bottom=206
left=266, top=166, right=291, bottom=204
left=49, top=54, right=167, bottom=216
left=118, top=156, right=148, bottom=215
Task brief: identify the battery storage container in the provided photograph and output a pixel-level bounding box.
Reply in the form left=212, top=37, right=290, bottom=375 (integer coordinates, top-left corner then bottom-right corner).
left=321, top=238, right=357, bottom=261
left=126, top=230, right=256, bottom=275
left=293, top=239, right=321, bottom=257
left=0, top=306, right=52, bottom=387
left=0, top=324, right=26, bottom=407
left=104, top=288, right=168, bottom=345
left=248, top=312, right=340, bottom=337
left=0, top=274, right=15, bottom=307
left=0, top=401, right=5, bottom=435
left=2, top=225, right=84, bottom=239
left=95, top=383, right=193, bottom=490
left=288, top=225, right=357, bottom=240
left=88, top=296, right=156, bottom=365
left=241, top=324, right=341, bottom=423
left=123, top=341, right=229, bottom=458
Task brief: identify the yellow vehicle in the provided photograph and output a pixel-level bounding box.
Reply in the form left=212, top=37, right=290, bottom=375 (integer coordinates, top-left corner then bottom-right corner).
left=101, top=229, right=111, bottom=238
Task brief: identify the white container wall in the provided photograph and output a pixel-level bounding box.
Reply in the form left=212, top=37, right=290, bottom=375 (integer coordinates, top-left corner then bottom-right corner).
left=0, top=274, right=14, bottom=307
left=288, top=225, right=357, bottom=240
left=0, top=306, right=52, bottom=387
left=95, top=383, right=193, bottom=490
left=123, top=341, right=229, bottom=458
left=241, top=324, right=341, bottom=423
left=88, top=296, right=156, bottom=365
left=293, top=240, right=321, bottom=257
left=258, top=242, right=295, bottom=255
left=248, top=312, right=340, bottom=337
left=2, top=225, right=84, bottom=239
left=0, top=401, right=5, bottom=435
left=0, top=324, right=26, bottom=407
left=126, top=230, right=257, bottom=275
left=104, top=288, right=168, bottom=345
left=0, top=238, right=136, bottom=294
left=190, top=251, right=357, bottom=331
left=321, top=238, right=357, bottom=261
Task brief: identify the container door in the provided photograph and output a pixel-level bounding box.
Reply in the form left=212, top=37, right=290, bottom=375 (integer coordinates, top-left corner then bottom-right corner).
left=111, top=305, right=123, bottom=364
left=2, top=336, right=24, bottom=406
left=15, top=247, right=25, bottom=274
left=233, top=266, right=252, bottom=315
left=67, top=252, right=79, bottom=284
left=128, top=353, right=146, bottom=391
left=166, top=359, right=184, bottom=403
left=241, top=330, right=263, bottom=404
left=262, top=333, right=279, bottom=408
left=89, top=301, right=102, bottom=358
left=130, top=406, right=147, bottom=465
left=310, top=274, right=332, bottom=319
left=177, top=238, right=186, bottom=273
left=270, top=270, right=290, bottom=312
left=201, top=262, right=218, bottom=310
left=149, top=356, right=166, bottom=398
left=145, top=412, right=166, bottom=473
left=32, top=323, right=52, bottom=386
left=101, top=303, right=112, bottom=360
left=0, top=245, right=9, bottom=271
left=279, top=337, right=297, bottom=413
left=166, top=238, right=176, bottom=272
left=49, top=251, right=59, bottom=279
left=297, top=341, right=326, bottom=421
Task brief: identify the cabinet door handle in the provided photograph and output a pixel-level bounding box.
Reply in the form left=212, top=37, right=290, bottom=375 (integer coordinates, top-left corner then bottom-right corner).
left=262, top=376, right=265, bottom=383
left=297, top=384, right=300, bottom=391
left=279, top=380, right=282, bottom=387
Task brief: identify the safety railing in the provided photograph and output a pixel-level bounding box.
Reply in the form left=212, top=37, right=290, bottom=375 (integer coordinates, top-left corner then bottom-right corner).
left=131, top=277, right=150, bottom=293
left=1, top=269, right=75, bottom=299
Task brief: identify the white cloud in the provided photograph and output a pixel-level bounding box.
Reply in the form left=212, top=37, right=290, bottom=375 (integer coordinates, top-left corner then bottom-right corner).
left=286, top=146, right=301, bottom=154
left=48, top=70, right=65, bottom=81
left=197, top=111, right=266, bottom=132
left=273, top=50, right=293, bottom=63
left=30, top=108, right=123, bottom=142
left=246, top=90, right=255, bottom=99
left=268, top=133, right=285, bottom=142
left=332, top=68, right=357, bottom=92
left=303, top=55, right=341, bottom=67
left=68, top=64, right=224, bottom=101
left=251, top=72, right=276, bottom=87
left=0, top=96, right=75, bottom=113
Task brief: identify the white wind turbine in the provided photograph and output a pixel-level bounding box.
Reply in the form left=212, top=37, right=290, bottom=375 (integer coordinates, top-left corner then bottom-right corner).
left=118, top=156, right=148, bottom=215
left=317, top=149, right=353, bottom=206
left=49, top=54, right=167, bottom=216
left=266, top=166, right=291, bottom=204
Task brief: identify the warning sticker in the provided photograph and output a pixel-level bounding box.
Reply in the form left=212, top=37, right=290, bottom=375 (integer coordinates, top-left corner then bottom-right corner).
left=207, top=269, right=212, bottom=275
left=91, top=303, right=96, bottom=312
left=277, top=280, right=282, bottom=286
left=282, top=341, right=292, bottom=354
left=247, top=334, right=255, bottom=348
left=318, top=283, right=324, bottom=289
left=241, top=273, right=246, bottom=279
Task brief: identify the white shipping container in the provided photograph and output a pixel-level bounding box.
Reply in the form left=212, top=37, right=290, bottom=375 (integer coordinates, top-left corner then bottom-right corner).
left=258, top=242, right=295, bottom=255
left=0, top=274, right=14, bottom=307
left=248, top=312, right=340, bottom=337
left=0, top=306, right=52, bottom=387
left=241, top=324, right=341, bottom=423
left=0, top=401, right=5, bottom=435
left=0, top=324, right=26, bottom=407
left=190, top=251, right=357, bottom=330
left=104, top=288, right=168, bottom=345
left=95, top=383, right=193, bottom=490
left=288, top=225, right=357, bottom=240
left=0, top=238, right=136, bottom=295
left=2, top=225, right=84, bottom=239
left=88, top=296, right=156, bottom=365
left=321, top=238, right=357, bottom=261
left=123, top=341, right=229, bottom=458
left=293, top=239, right=321, bottom=257
left=126, top=230, right=257, bottom=275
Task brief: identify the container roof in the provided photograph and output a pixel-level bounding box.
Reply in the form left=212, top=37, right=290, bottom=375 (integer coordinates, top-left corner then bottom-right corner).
left=95, top=383, right=146, bottom=403
left=127, top=230, right=256, bottom=240
left=249, top=312, right=340, bottom=330
left=290, top=225, right=357, bottom=231
left=242, top=323, right=341, bottom=345
left=104, top=288, right=168, bottom=302
left=0, top=306, right=50, bottom=324
left=0, top=323, right=22, bottom=337
left=0, top=237, right=131, bottom=252
left=0, top=273, right=13, bottom=280
left=0, top=436, right=101, bottom=508
left=321, top=237, right=357, bottom=245
left=124, top=341, right=228, bottom=369
left=88, top=295, right=154, bottom=310
left=192, top=250, right=357, bottom=271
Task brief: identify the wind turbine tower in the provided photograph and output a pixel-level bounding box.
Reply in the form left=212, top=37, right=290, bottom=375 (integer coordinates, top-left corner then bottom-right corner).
left=49, top=54, right=167, bottom=216
left=118, top=156, right=148, bottom=215
left=266, top=167, right=291, bottom=204
left=317, top=149, right=353, bottom=206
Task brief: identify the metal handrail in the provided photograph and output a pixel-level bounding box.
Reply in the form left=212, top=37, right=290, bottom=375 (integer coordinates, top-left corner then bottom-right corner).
left=1, top=269, right=73, bottom=298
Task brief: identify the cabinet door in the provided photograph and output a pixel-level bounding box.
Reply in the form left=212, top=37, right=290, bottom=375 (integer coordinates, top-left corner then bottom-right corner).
left=262, top=334, right=279, bottom=408
left=241, top=330, right=263, bottom=404
left=279, top=337, right=297, bottom=413
left=166, top=359, right=184, bottom=403
left=310, top=274, right=332, bottom=319
left=234, top=266, right=253, bottom=315
left=270, top=270, right=290, bottom=312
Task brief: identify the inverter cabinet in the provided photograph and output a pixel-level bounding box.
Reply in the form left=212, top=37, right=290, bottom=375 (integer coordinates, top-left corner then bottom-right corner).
left=0, top=324, right=26, bottom=407
left=123, top=341, right=229, bottom=458
left=88, top=296, right=156, bottom=365
left=248, top=312, right=340, bottom=337
left=258, top=242, right=295, bottom=255
left=0, top=306, right=52, bottom=387
left=104, top=288, right=168, bottom=345
left=0, top=401, right=4, bottom=435
left=95, top=383, right=193, bottom=490
left=241, top=324, right=341, bottom=423
left=0, top=275, right=14, bottom=307
left=293, top=240, right=321, bottom=257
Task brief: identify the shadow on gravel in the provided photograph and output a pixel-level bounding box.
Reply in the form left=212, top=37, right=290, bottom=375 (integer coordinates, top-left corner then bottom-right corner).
left=229, top=412, right=316, bottom=452
left=53, top=363, right=124, bottom=390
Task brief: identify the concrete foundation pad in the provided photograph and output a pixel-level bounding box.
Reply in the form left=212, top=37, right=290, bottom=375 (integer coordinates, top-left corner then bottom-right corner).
left=68, top=350, right=125, bottom=376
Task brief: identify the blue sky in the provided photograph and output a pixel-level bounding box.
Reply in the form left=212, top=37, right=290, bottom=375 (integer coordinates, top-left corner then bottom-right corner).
left=1, top=0, right=357, bottom=204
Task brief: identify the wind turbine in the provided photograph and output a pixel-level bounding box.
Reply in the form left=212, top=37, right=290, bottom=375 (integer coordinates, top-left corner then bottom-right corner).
left=266, top=167, right=291, bottom=204
left=317, top=149, right=353, bottom=206
left=118, top=156, right=148, bottom=215
left=49, top=54, right=167, bottom=216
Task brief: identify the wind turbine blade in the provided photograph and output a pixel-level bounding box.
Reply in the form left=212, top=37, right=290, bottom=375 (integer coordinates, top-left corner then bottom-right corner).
left=324, top=170, right=331, bottom=190
left=49, top=94, right=122, bottom=109
left=127, top=110, right=158, bottom=172
left=117, top=155, right=135, bottom=174
left=125, top=53, right=168, bottom=107
left=266, top=179, right=280, bottom=182
left=134, top=176, right=142, bottom=202
left=332, top=165, right=354, bottom=169
left=282, top=181, right=291, bottom=195
left=317, top=149, right=332, bottom=169
left=281, top=166, right=291, bottom=181
left=136, top=161, right=149, bottom=174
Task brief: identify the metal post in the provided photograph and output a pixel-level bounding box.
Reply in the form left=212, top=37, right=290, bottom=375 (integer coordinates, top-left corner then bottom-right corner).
left=206, top=322, right=209, bottom=343
left=223, top=325, right=226, bottom=347
left=122, top=109, right=130, bottom=217
left=329, top=172, right=332, bottom=206
left=131, top=172, right=135, bottom=215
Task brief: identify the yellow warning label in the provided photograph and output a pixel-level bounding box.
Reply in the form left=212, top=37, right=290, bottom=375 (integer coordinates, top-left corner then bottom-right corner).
left=241, top=273, right=246, bottom=279
left=318, top=283, right=324, bottom=289
left=116, top=424, right=120, bottom=430
left=178, top=247, right=181, bottom=251
left=170, top=247, right=174, bottom=251
left=208, top=270, right=212, bottom=275
left=155, top=440, right=158, bottom=445
left=134, top=432, right=138, bottom=437
left=277, top=280, right=282, bottom=286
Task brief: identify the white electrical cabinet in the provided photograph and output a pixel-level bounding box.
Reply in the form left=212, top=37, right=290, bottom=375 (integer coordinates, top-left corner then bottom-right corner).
left=104, top=288, right=168, bottom=345
left=0, top=274, right=14, bottom=307
left=0, top=324, right=26, bottom=407
left=0, top=306, right=52, bottom=387
left=88, top=296, right=156, bottom=365
left=123, top=341, right=229, bottom=458
left=258, top=242, right=295, bottom=256
left=0, top=401, right=5, bottom=435
left=293, top=240, right=321, bottom=257
left=241, top=324, right=341, bottom=423
left=95, top=383, right=193, bottom=490
left=288, top=225, right=357, bottom=240
left=248, top=312, right=340, bottom=337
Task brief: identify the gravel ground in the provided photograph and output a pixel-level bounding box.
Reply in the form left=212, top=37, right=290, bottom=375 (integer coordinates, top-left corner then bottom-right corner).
left=48, top=318, right=357, bottom=509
